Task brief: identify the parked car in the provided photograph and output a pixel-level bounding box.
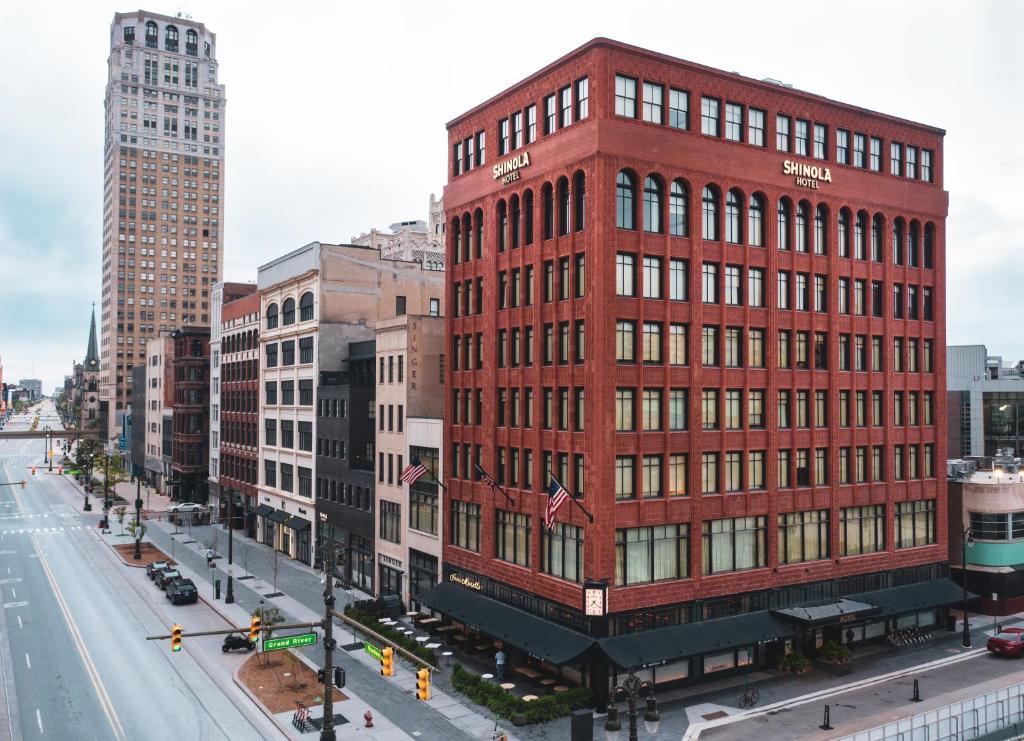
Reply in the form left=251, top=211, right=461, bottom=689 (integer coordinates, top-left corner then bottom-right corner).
left=987, top=628, right=1024, bottom=657
left=151, top=564, right=176, bottom=584
left=166, top=502, right=206, bottom=514
left=166, top=578, right=198, bottom=605
left=146, top=561, right=171, bottom=580
left=156, top=569, right=182, bottom=590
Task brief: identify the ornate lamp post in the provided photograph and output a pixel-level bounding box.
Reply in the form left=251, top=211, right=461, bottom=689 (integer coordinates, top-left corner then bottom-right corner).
left=604, top=670, right=659, bottom=741
left=962, top=526, right=975, bottom=648
left=225, top=489, right=235, bottom=604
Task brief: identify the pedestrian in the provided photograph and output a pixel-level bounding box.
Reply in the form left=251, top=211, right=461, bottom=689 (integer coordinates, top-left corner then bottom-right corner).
left=495, top=648, right=507, bottom=682
left=206, top=547, right=215, bottom=567
left=845, top=628, right=855, bottom=650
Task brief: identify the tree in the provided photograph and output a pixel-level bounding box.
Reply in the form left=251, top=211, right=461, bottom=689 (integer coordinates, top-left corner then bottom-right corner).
left=74, top=438, right=102, bottom=470
left=114, top=505, right=128, bottom=535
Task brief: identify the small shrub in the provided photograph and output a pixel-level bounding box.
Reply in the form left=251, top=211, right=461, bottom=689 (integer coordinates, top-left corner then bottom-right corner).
left=343, top=605, right=437, bottom=665
left=777, top=651, right=810, bottom=673
left=820, top=640, right=852, bottom=665
left=451, top=663, right=592, bottom=724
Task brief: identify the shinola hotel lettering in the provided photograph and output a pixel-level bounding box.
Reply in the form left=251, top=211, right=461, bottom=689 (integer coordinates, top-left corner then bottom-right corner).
left=783, top=159, right=832, bottom=189
left=493, top=152, right=531, bottom=184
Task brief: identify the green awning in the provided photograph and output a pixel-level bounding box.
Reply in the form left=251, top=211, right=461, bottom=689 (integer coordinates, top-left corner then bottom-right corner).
left=848, top=578, right=972, bottom=617
left=254, top=504, right=274, bottom=517
left=267, top=509, right=290, bottom=524
left=599, top=611, right=793, bottom=670
left=418, top=582, right=595, bottom=665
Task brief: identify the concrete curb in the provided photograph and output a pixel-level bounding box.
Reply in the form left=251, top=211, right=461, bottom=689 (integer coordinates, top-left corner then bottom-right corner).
left=231, top=664, right=296, bottom=740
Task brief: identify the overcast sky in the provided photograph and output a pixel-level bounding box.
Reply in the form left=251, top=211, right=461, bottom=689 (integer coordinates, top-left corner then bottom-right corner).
left=0, top=0, right=1021, bottom=392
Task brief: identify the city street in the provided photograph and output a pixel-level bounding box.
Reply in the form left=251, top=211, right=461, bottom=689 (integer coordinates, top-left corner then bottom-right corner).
left=0, top=401, right=280, bottom=741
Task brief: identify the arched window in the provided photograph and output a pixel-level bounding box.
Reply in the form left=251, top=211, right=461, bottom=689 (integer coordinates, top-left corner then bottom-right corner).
left=924, top=223, right=935, bottom=269
left=871, top=214, right=884, bottom=262
left=145, top=21, right=158, bottom=48
left=814, top=204, right=827, bottom=255
left=795, top=201, right=809, bottom=252
left=474, top=209, right=484, bottom=260
left=748, top=194, right=765, bottom=247
left=557, top=177, right=570, bottom=236
left=165, top=24, right=179, bottom=52
left=573, top=170, right=586, bottom=232
left=908, top=221, right=920, bottom=267
left=282, top=297, right=295, bottom=325
left=892, top=218, right=905, bottom=265
left=702, top=186, right=719, bottom=241
left=838, top=209, right=850, bottom=258
left=616, top=171, right=635, bottom=230
left=510, top=194, right=521, bottom=248
left=451, top=218, right=461, bottom=265
left=299, top=292, right=315, bottom=321
left=669, top=180, right=689, bottom=237
left=725, top=189, right=742, bottom=244
left=643, top=176, right=663, bottom=234
left=542, top=182, right=555, bottom=239
left=462, top=213, right=473, bottom=262
left=777, top=199, right=791, bottom=250
left=266, top=303, right=279, bottom=330
left=497, top=200, right=508, bottom=252
left=523, top=189, right=534, bottom=245
left=185, top=29, right=198, bottom=56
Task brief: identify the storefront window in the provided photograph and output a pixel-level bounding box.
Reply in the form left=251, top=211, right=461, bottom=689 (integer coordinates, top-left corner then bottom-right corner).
left=409, top=549, right=438, bottom=603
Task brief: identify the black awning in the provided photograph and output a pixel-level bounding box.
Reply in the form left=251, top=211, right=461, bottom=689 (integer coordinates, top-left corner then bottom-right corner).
left=418, top=582, right=594, bottom=665
left=254, top=504, right=273, bottom=517
left=599, top=611, right=793, bottom=670
left=772, top=598, right=880, bottom=627
left=848, top=578, right=973, bottom=617
left=286, top=516, right=311, bottom=532
left=267, top=509, right=290, bottom=524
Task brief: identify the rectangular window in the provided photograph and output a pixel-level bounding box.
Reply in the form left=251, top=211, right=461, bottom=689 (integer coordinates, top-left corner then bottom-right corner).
left=836, top=129, right=849, bottom=164
left=616, top=253, right=635, bottom=297
left=778, top=510, right=830, bottom=564
left=669, top=88, right=689, bottom=129
left=525, top=105, right=536, bottom=143
left=813, top=123, right=826, bottom=159
left=575, top=77, right=589, bottom=120
left=615, top=75, right=637, bottom=118
left=643, top=322, right=662, bottom=364
left=615, top=525, right=689, bottom=586
left=616, top=320, right=636, bottom=362
left=642, top=81, right=663, bottom=123
left=499, top=118, right=509, bottom=156
left=795, top=119, right=809, bottom=156
left=702, top=326, right=718, bottom=366
left=669, top=323, right=688, bottom=366
left=921, top=149, right=933, bottom=182
left=853, top=133, right=866, bottom=168
left=542, top=523, right=583, bottom=583
left=701, top=452, right=718, bottom=494
left=702, top=262, right=718, bottom=303
left=701, top=516, right=767, bottom=574
left=870, top=136, right=882, bottom=171
left=643, top=256, right=662, bottom=299
left=669, top=259, right=688, bottom=300
left=450, top=500, right=480, bottom=551
left=891, top=142, right=903, bottom=175
left=748, top=108, right=765, bottom=146
left=544, top=93, right=557, bottom=134
left=895, top=500, right=937, bottom=549
left=725, top=102, right=743, bottom=141
left=701, top=96, right=720, bottom=136
left=615, top=456, right=635, bottom=500
left=495, top=509, right=531, bottom=566
left=560, top=85, right=572, bottom=128
left=702, top=389, right=718, bottom=430
left=906, top=146, right=917, bottom=178
left=776, top=115, right=791, bottom=152
left=380, top=501, right=401, bottom=544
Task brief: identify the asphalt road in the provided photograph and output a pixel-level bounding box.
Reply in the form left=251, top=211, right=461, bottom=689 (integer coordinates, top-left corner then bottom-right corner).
left=0, top=401, right=280, bottom=741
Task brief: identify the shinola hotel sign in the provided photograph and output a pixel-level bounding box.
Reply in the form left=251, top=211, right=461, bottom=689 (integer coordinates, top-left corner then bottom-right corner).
left=783, top=159, right=832, bottom=189
left=493, top=152, right=531, bottom=185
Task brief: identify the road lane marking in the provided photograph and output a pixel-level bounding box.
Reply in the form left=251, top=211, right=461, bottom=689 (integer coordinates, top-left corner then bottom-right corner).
left=32, top=535, right=125, bottom=740
left=0, top=578, right=20, bottom=584
left=24, top=654, right=29, bottom=669
left=2, top=602, right=27, bottom=609
left=17, top=616, right=21, bottom=629
left=36, top=708, right=42, bottom=734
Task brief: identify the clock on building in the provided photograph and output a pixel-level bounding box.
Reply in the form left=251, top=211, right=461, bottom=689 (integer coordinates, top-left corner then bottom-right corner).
left=583, top=578, right=608, bottom=617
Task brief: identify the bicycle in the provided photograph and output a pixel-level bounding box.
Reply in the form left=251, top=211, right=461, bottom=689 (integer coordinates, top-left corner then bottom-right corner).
left=738, top=686, right=760, bottom=708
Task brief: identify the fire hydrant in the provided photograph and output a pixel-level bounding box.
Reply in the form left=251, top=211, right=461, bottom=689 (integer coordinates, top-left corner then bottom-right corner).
left=363, top=709, right=374, bottom=728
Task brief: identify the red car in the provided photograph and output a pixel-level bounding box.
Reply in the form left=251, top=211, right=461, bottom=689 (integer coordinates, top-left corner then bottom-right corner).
left=987, top=628, right=1024, bottom=657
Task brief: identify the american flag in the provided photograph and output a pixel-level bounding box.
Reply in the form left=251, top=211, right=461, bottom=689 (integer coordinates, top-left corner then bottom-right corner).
left=474, top=463, right=497, bottom=489
left=545, top=475, right=570, bottom=529
left=400, top=457, right=428, bottom=485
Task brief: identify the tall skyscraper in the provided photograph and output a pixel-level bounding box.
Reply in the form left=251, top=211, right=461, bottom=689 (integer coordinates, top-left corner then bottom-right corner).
left=101, top=11, right=226, bottom=436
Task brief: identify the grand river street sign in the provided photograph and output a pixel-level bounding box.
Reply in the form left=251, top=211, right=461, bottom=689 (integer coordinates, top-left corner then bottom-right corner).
left=263, top=632, right=318, bottom=651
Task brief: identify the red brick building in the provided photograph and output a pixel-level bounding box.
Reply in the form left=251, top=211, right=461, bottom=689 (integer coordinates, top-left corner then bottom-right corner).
left=217, top=292, right=260, bottom=537
left=429, top=38, right=956, bottom=693
left=170, top=326, right=210, bottom=503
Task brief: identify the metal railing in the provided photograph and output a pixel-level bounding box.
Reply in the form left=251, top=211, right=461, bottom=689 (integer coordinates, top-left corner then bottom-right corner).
left=837, top=681, right=1024, bottom=741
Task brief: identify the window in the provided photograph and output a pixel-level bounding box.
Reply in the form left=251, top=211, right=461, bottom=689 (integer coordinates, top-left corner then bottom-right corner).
left=299, top=379, right=313, bottom=406
left=616, top=320, right=635, bottom=362
left=795, top=119, right=809, bottom=156
left=777, top=270, right=790, bottom=309
left=525, top=105, right=537, bottom=143
left=776, top=115, right=791, bottom=152
left=725, top=389, right=742, bottom=428
left=643, top=177, right=663, bottom=233
left=702, top=187, right=719, bottom=240
left=725, top=103, right=743, bottom=141
left=702, top=517, right=767, bottom=574
left=725, top=190, right=742, bottom=244
left=777, top=199, right=791, bottom=250
left=749, top=389, right=765, bottom=428
left=813, top=124, right=826, bottom=159
left=701, top=452, right=718, bottom=494
left=853, top=133, right=866, bottom=168
left=748, top=194, right=765, bottom=246
left=616, top=253, right=635, bottom=296
left=542, top=523, right=583, bottom=583
left=495, top=510, right=530, bottom=567
left=615, top=525, right=689, bottom=586
left=669, top=324, right=688, bottom=365
left=299, top=292, right=314, bottom=321
left=836, top=129, right=849, bottom=164
left=748, top=108, right=765, bottom=146
left=778, top=511, right=829, bottom=564
left=701, top=96, right=720, bottom=136
left=544, top=94, right=557, bottom=135
left=615, top=388, right=635, bottom=432
left=282, top=298, right=295, bottom=325
left=299, top=336, right=314, bottom=364
left=870, top=136, right=882, bottom=171
left=702, top=388, right=718, bottom=429
left=669, top=181, right=689, bottom=236
left=615, top=75, right=637, bottom=118
left=890, top=142, right=902, bottom=175
left=511, top=111, right=523, bottom=149
left=450, top=500, right=480, bottom=551
left=616, top=171, right=636, bottom=229
left=380, top=501, right=401, bottom=544
left=724, top=265, right=741, bottom=305
left=702, top=326, right=718, bottom=367
left=265, top=343, right=278, bottom=368
left=615, top=456, right=635, bottom=500
left=895, top=500, right=936, bottom=549
left=642, top=256, right=662, bottom=298
left=669, top=88, right=689, bottom=129
left=575, top=77, right=589, bottom=120
left=266, top=303, right=278, bottom=329
left=795, top=202, right=809, bottom=252
left=642, top=455, right=662, bottom=497
left=906, top=146, right=917, bottom=178
left=498, top=118, right=509, bottom=155
left=724, top=328, right=742, bottom=368
left=642, top=82, right=663, bottom=123
left=921, top=149, right=933, bottom=182
left=669, top=258, right=688, bottom=300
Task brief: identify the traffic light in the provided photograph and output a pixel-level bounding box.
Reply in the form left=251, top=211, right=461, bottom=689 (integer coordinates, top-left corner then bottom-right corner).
left=249, top=614, right=261, bottom=643
left=416, top=667, right=431, bottom=701
left=333, top=666, right=345, bottom=689
left=170, top=624, right=183, bottom=652
left=381, top=646, right=394, bottom=677
left=317, top=669, right=326, bottom=685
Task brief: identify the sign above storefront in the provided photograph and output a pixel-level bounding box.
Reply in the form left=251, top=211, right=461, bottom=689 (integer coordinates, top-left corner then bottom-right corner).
left=493, top=151, right=531, bottom=185
left=449, top=571, right=483, bottom=591
left=783, top=159, right=832, bottom=190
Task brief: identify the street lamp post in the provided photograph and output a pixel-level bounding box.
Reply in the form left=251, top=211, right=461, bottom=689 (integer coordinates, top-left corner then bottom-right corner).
left=320, top=543, right=340, bottom=741
left=962, top=526, right=974, bottom=648
left=225, top=490, right=235, bottom=604
left=133, top=477, right=143, bottom=560
left=604, top=670, right=660, bottom=741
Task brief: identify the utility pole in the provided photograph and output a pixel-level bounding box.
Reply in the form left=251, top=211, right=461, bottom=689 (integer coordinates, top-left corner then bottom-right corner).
left=225, top=490, right=235, bottom=604
left=320, top=544, right=338, bottom=741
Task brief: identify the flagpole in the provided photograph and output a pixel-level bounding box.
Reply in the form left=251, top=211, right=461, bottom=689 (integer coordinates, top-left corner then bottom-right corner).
left=547, top=470, right=594, bottom=524
left=474, top=463, right=514, bottom=505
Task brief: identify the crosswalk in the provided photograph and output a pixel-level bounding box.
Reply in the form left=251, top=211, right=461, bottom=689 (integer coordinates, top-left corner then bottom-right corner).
left=0, top=526, right=85, bottom=535
left=0, top=512, right=77, bottom=520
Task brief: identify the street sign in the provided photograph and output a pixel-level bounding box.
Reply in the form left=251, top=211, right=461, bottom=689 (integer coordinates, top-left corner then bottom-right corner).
left=263, top=632, right=318, bottom=651
left=364, top=642, right=383, bottom=662
left=118, top=437, right=126, bottom=450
